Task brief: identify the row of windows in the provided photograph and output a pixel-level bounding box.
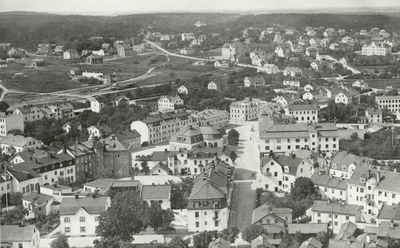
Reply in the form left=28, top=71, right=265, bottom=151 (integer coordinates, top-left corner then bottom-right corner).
left=266, top=144, right=336, bottom=150
left=64, top=216, right=100, bottom=222
left=265, top=137, right=337, bottom=143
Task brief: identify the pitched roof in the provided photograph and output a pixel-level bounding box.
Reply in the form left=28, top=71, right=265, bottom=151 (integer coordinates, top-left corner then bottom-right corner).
left=260, top=123, right=337, bottom=139
left=1, top=134, right=38, bottom=147
left=311, top=200, right=359, bottom=216
left=330, top=151, right=373, bottom=170
left=310, top=173, right=349, bottom=190
left=149, top=162, right=170, bottom=175
left=376, top=221, right=400, bottom=239
left=300, top=237, right=323, bottom=248
left=335, top=221, right=358, bottom=240
left=59, top=196, right=109, bottom=215
left=252, top=203, right=292, bottom=224
left=377, top=204, right=400, bottom=221
left=110, top=180, right=141, bottom=188
left=141, top=111, right=190, bottom=125
left=84, top=178, right=115, bottom=190
left=141, top=185, right=171, bottom=199
left=1, top=225, right=37, bottom=242
left=208, top=237, right=230, bottom=248
left=287, top=223, right=328, bottom=234
left=251, top=234, right=281, bottom=248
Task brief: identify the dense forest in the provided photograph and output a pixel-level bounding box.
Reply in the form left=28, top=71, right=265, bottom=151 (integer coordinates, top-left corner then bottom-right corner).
left=0, top=12, right=399, bottom=50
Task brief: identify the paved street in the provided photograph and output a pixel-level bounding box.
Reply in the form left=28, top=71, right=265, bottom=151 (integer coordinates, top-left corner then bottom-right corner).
left=228, top=182, right=256, bottom=231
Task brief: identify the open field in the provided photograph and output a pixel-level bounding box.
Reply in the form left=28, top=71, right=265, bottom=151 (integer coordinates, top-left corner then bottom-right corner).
left=365, top=79, right=400, bottom=89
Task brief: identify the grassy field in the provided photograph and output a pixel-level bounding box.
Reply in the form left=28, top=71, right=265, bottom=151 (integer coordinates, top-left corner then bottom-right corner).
left=365, top=79, right=400, bottom=89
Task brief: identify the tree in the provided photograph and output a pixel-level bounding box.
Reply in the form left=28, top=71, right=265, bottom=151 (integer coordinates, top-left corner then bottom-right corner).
left=290, top=177, right=316, bottom=201
left=220, top=227, right=239, bottom=243
left=170, top=177, right=194, bottom=209
left=0, top=206, right=29, bottom=225
left=51, top=234, right=70, bottom=248
left=96, top=191, right=149, bottom=245
left=316, top=231, right=329, bottom=247
left=9, top=192, right=23, bottom=206
left=0, top=101, right=9, bottom=112
left=229, top=151, right=237, bottom=163
left=193, top=231, right=218, bottom=248
left=141, top=161, right=150, bottom=175
left=241, top=224, right=266, bottom=243
left=350, top=132, right=359, bottom=141
left=167, top=236, right=190, bottom=248
left=228, top=129, right=240, bottom=146
left=147, top=201, right=175, bottom=229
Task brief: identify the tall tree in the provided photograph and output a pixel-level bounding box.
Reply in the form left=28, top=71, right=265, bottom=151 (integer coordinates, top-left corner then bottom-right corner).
left=0, top=101, right=9, bottom=112
left=241, top=224, right=266, bottom=243
left=167, top=236, right=190, bottom=248
left=51, top=234, right=70, bottom=248
left=193, top=230, right=218, bottom=248
left=290, top=177, right=316, bottom=201
left=147, top=201, right=175, bottom=229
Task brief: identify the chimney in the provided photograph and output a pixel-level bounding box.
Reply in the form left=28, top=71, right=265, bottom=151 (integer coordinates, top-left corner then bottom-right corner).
left=377, top=171, right=381, bottom=183
left=367, top=170, right=371, bottom=179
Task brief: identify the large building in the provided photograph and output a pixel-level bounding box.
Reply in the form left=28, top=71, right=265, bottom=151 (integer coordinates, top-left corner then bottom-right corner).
left=375, top=95, right=400, bottom=113
left=230, top=98, right=264, bottom=121
left=329, top=151, right=374, bottom=179
left=1, top=225, right=41, bottom=248
left=0, top=134, right=43, bottom=155
left=158, top=95, right=184, bottom=111
left=259, top=123, right=339, bottom=157
left=0, top=112, right=24, bottom=138
left=361, top=42, right=391, bottom=56
left=187, top=161, right=233, bottom=232
left=287, top=102, right=319, bottom=123
left=130, top=111, right=195, bottom=145
left=169, top=125, right=204, bottom=151
left=60, top=196, right=111, bottom=237
left=190, top=109, right=229, bottom=128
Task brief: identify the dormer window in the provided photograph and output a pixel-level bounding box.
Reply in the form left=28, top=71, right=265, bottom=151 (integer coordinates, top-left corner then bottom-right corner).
left=284, top=166, right=290, bottom=173
left=332, top=163, right=337, bottom=169
left=342, top=165, right=347, bottom=171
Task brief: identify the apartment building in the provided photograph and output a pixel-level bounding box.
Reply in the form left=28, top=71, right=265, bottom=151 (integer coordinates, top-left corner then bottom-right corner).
left=13, top=105, right=45, bottom=122
left=375, top=95, right=400, bottom=113
left=60, top=196, right=111, bottom=237
left=259, top=123, right=339, bottom=157
left=169, top=125, right=204, bottom=151
left=190, top=109, right=229, bottom=128
left=131, top=111, right=195, bottom=145
left=260, top=154, right=314, bottom=192
left=187, top=162, right=233, bottom=232
left=310, top=200, right=364, bottom=233
left=287, top=102, right=319, bottom=123
left=0, top=134, right=43, bottom=155
left=329, top=151, right=374, bottom=179
left=0, top=112, right=24, bottom=137
left=158, top=95, right=184, bottom=111
left=230, top=98, right=264, bottom=121
left=361, top=42, right=391, bottom=56
left=252, top=203, right=293, bottom=226
left=311, top=172, right=348, bottom=202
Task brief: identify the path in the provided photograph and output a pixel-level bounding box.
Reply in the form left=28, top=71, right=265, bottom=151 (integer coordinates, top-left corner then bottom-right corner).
left=145, top=39, right=206, bottom=61
left=228, top=181, right=255, bottom=231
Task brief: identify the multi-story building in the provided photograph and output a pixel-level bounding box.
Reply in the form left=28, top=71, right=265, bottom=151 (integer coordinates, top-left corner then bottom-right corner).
left=87, top=124, right=113, bottom=139
left=60, top=196, right=111, bottom=237
left=0, top=112, right=24, bottom=137
left=282, top=67, right=302, bottom=77
left=230, top=98, right=264, bottom=121
left=311, top=172, right=348, bottom=202
left=158, top=95, right=184, bottom=111
left=362, top=42, right=391, bottom=56
left=169, top=125, right=204, bottom=151
left=190, top=109, right=229, bottom=128
left=63, top=49, right=79, bottom=60
left=1, top=225, right=41, bottom=248
left=259, top=123, right=339, bottom=157
left=366, top=108, right=383, bottom=123
left=13, top=105, right=45, bottom=122
left=375, top=95, right=400, bottom=113
left=23, top=192, right=54, bottom=219
left=0, top=134, right=43, bottom=155
left=282, top=77, right=302, bottom=88
left=252, top=203, right=293, bottom=226
left=90, top=95, right=129, bottom=113
left=244, top=76, right=265, bottom=88
left=310, top=200, right=364, bottom=233
left=257, top=63, right=279, bottom=74
left=221, top=41, right=246, bottom=59
left=130, top=111, right=194, bottom=145
left=187, top=161, right=233, bottom=232
left=287, top=102, right=319, bottom=123
left=334, top=90, right=359, bottom=105
left=260, top=154, right=314, bottom=192
left=141, top=185, right=171, bottom=209
left=329, top=151, right=373, bottom=179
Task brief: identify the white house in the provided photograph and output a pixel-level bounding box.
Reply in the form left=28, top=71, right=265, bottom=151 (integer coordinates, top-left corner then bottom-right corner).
left=60, top=196, right=111, bottom=237
left=0, top=134, right=43, bottom=155
left=158, top=95, right=184, bottom=111
left=1, top=225, right=41, bottom=248
left=141, top=185, right=171, bottom=209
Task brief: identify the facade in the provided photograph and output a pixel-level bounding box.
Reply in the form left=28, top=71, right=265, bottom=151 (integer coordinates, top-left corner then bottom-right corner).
left=22, top=192, right=54, bottom=219
left=311, top=200, right=363, bottom=233
left=244, top=76, right=265, bottom=88
left=260, top=154, right=314, bottom=192
left=130, top=111, right=194, bottom=145
left=259, top=123, right=339, bottom=157
left=190, top=109, right=229, bottom=128
left=63, top=49, right=79, bottom=60
left=0, top=134, right=43, bottom=155
left=287, top=103, right=319, bottom=123
left=335, top=90, right=359, bottom=105
left=375, top=95, right=400, bottom=113
left=1, top=225, right=40, bottom=248
left=230, top=98, right=264, bottom=121
left=169, top=125, right=204, bottom=151
left=85, top=54, right=103, bottom=64
left=329, top=151, right=373, bottom=179
left=257, top=64, right=279, bottom=74
left=252, top=203, right=293, bottom=226
left=361, top=42, right=391, bottom=56
left=60, top=196, right=111, bottom=237
left=282, top=67, right=302, bottom=77
left=87, top=124, right=112, bottom=139
left=90, top=95, right=130, bottom=113
left=187, top=161, right=233, bottom=232
left=0, top=113, right=24, bottom=138
left=141, top=185, right=171, bottom=209
left=311, top=173, right=348, bottom=202
left=282, top=77, right=302, bottom=88
left=221, top=41, right=246, bottom=59
left=158, top=95, right=184, bottom=111
left=365, top=108, right=383, bottom=123
left=13, top=106, right=45, bottom=122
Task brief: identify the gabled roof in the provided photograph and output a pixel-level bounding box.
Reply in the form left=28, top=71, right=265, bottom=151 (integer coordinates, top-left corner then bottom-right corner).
left=84, top=178, right=114, bottom=190
left=141, top=185, right=171, bottom=199
left=377, top=203, right=400, bottom=221
left=59, top=196, right=110, bottom=215
left=311, top=200, right=359, bottom=216
left=1, top=134, right=38, bottom=147
left=189, top=179, right=226, bottom=200
left=149, top=162, right=170, bottom=175
left=209, top=237, right=230, bottom=248
left=252, top=203, right=292, bottom=224
left=335, top=221, right=358, bottom=240
left=300, top=237, right=323, bottom=248
left=310, top=173, right=349, bottom=190
left=1, top=225, right=37, bottom=242
left=287, top=223, right=328, bottom=234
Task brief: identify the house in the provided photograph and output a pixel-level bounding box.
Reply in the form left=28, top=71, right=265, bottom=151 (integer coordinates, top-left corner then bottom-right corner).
left=376, top=204, right=400, bottom=225
left=109, top=180, right=142, bottom=194
left=92, top=49, right=105, bottom=56
left=310, top=200, right=364, bottom=233
left=132, top=43, right=145, bottom=52
left=117, top=45, right=134, bottom=57
left=149, top=162, right=170, bottom=176
left=63, top=49, right=79, bottom=60
left=0, top=134, right=43, bottom=155
left=141, top=185, right=171, bottom=209
left=305, top=46, right=319, bottom=58
left=131, top=110, right=195, bottom=145
left=362, top=42, right=391, bottom=56
left=60, top=196, right=111, bottom=237
left=251, top=234, right=282, bottom=248
left=221, top=41, right=246, bottom=59
left=190, top=109, right=229, bottom=128
left=341, top=36, right=354, bottom=43
left=282, top=67, right=302, bottom=76
left=257, top=64, right=279, bottom=74
left=209, top=238, right=230, bottom=248
left=244, top=76, right=265, bottom=88
left=260, top=154, right=315, bottom=192
left=187, top=161, right=233, bottom=232
left=214, top=60, right=230, bottom=69
left=10, top=146, right=59, bottom=165
left=287, top=102, right=319, bottom=123
left=311, top=173, right=349, bottom=202
left=304, top=84, right=315, bottom=92
left=87, top=124, right=112, bottom=139
left=334, top=90, right=359, bottom=105
left=85, top=54, right=103, bottom=64
left=299, top=237, right=323, bottom=248
left=181, top=33, right=195, bottom=41
left=90, top=95, right=129, bottom=113
left=230, top=98, right=264, bottom=121
left=83, top=178, right=115, bottom=195
left=158, top=95, right=184, bottom=111
left=22, top=192, right=54, bottom=219
left=1, top=225, right=40, bottom=248
left=366, top=108, right=383, bottom=123
left=259, top=123, right=339, bottom=157
left=13, top=105, right=45, bottom=122
left=39, top=103, right=75, bottom=120
left=329, top=151, right=373, bottom=179
left=180, top=46, right=194, bottom=55
left=283, top=77, right=302, bottom=88
left=360, top=30, right=368, bottom=36
left=207, top=81, right=220, bottom=90
left=30, top=58, right=45, bottom=68
left=169, top=125, right=204, bottom=151
left=177, top=83, right=201, bottom=95
left=335, top=221, right=358, bottom=240
left=252, top=203, right=293, bottom=226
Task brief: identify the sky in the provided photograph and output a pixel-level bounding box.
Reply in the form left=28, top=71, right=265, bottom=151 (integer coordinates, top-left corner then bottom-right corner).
left=0, top=0, right=400, bottom=15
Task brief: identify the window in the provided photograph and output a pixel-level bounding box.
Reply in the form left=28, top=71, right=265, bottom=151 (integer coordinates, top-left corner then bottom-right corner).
left=205, top=221, right=207, bottom=225
left=334, top=221, right=338, bottom=226
left=335, top=214, right=338, bottom=219
left=393, top=194, right=396, bottom=199
left=80, top=227, right=86, bottom=232
left=195, top=212, right=199, bottom=218
left=95, top=216, right=100, bottom=222
left=346, top=216, right=349, bottom=220
left=295, top=139, right=300, bottom=143
left=65, top=227, right=71, bottom=233
left=274, top=172, right=278, bottom=177
left=265, top=146, right=270, bottom=150
left=55, top=171, right=57, bottom=175
left=317, top=213, right=321, bottom=217
left=19, top=244, right=23, bottom=248
left=195, top=222, right=199, bottom=228
left=45, top=175, right=48, bottom=180
left=277, top=146, right=281, bottom=150
left=80, top=217, right=85, bottom=222
left=64, top=217, right=70, bottom=222
left=215, top=221, right=219, bottom=227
